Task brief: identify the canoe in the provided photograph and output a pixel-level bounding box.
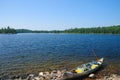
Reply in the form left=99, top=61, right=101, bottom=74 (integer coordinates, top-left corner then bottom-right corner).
left=62, top=58, right=104, bottom=80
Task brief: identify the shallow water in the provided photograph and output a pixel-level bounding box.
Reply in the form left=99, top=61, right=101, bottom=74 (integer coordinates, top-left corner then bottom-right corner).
left=0, top=33, right=120, bottom=77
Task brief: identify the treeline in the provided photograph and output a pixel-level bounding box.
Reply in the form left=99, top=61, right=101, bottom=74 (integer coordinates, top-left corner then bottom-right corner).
left=16, top=29, right=62, bottom=33
left=64, top=25, right=120, bottom=34
left=1, top=25, right=120, bottom=34
left=16, top=29, right=33, bottom=33
left=14, top=25, right=120, bottom=34
left=0, top=26, right=16, bottom=34
left=32, top=30, right=62, bottom=33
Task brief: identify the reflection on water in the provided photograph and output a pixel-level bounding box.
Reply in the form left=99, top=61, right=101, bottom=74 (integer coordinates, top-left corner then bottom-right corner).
left=0, top=33, right=120, bottom=77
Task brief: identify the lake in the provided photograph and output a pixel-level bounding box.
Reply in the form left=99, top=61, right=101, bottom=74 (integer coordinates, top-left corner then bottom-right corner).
left=0, top=33, right=120, bottom=78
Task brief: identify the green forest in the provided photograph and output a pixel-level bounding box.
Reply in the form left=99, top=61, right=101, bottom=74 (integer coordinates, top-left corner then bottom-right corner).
left=64, top=25, right=120, bottom=34
left=0, top=26, right=16, bottom=34
left=0, top=25, right=120, bottom=34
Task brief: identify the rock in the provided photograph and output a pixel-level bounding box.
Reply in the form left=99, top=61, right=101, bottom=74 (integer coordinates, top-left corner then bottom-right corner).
left=61, top=69, right=66, bottom=73
left=111, top=74, right=117, bottom=78
left=56, top=70, right=62, bottom=78
left=44, top=72, right=51, bottom=79
left=52, top=76, right=56, bottom=80
left=51, top=73, right=57, bottom=78
left=14, top=77, right=22, bottom=80
left=51, top=70, right=57, bottom=78
left=109, top=77, right=113, bottom=80
left=51, top=70, right=57, bottom=73
left=96, top=74, right=120, bottom=80
left=29, top=74, right=34, bottom=77
left=44, top=72, right=50, bottom=75
left=26, top=74, right=34, bottom=80
left=34, top=76, right=40, bottom=80
left=89, top=73, right=95, bottom=78
left=39, top=77, right=46, bottom=80
left=39, top=72, right=44, bottom=76
left=55, top=78, right=61, bottom=80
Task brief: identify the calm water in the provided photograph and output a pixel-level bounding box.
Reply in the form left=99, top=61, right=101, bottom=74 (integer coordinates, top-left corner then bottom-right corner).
left=0, top=33, right=120, bottom=77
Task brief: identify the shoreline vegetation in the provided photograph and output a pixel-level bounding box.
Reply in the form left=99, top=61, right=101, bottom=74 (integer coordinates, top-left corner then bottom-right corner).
left=0, top=25, right=120, bottom=34
left=0, top=26, right=16, bottom=34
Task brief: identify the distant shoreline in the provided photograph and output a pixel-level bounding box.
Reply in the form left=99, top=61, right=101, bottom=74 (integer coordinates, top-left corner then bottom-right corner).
left=1, top=32, right=120, bottom=35
left=16, top=25, right=120, bottom=34
left=0, top=25, right=120, bottom=34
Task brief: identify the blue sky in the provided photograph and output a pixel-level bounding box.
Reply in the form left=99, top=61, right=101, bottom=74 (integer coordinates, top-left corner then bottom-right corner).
left=0, top=0, right=120, bottom=30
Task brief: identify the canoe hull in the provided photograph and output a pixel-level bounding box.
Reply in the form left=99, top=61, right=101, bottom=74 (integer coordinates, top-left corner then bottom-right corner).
left=62, top=58, right=104, bottom=80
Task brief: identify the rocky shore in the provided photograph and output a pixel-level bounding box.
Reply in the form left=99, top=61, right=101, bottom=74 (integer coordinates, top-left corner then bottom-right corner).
left=97, top=74, right=120, bottom=80
left=0, top=61, right=119, bottom=80
left=1, top=69, right=120, bottom=80
left=1, top=69, right=66, bottom=80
